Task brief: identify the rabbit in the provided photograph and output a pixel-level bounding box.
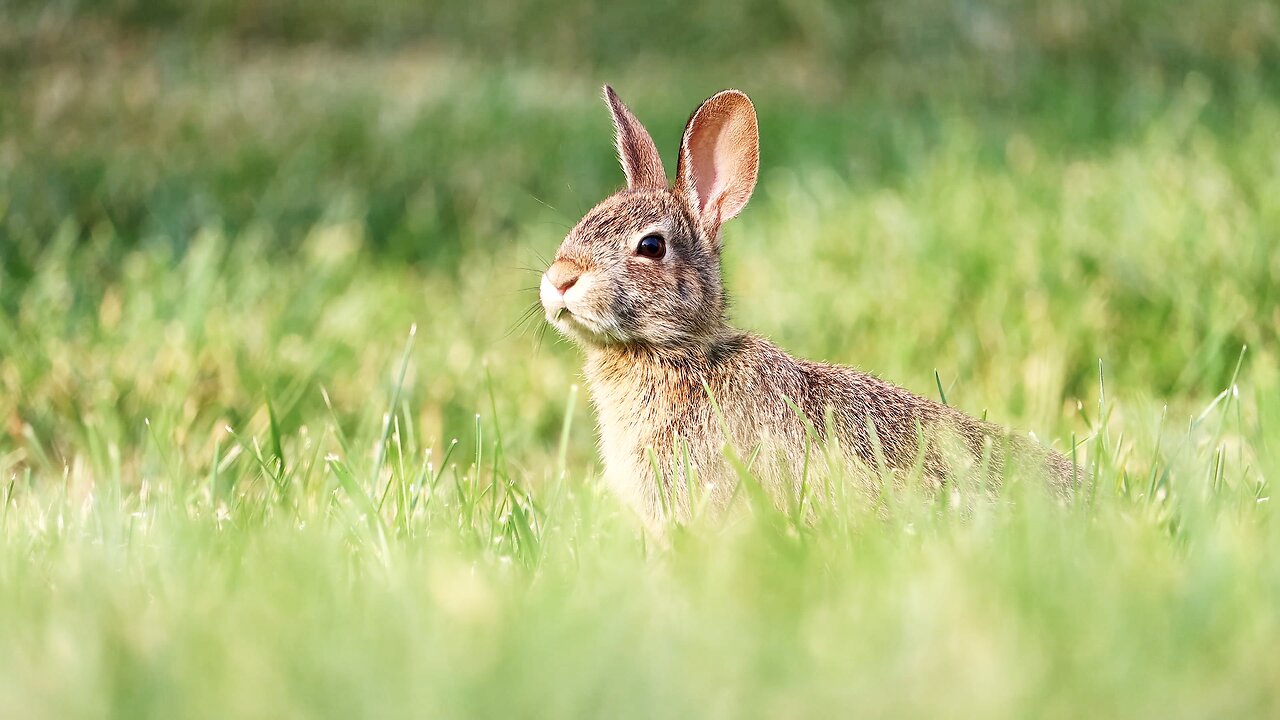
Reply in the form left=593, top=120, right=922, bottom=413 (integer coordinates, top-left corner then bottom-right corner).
left=539, top=85, right=1080, bottom=522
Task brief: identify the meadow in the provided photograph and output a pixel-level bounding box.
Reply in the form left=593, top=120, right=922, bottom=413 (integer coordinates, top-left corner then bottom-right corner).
left=1, top=2, right=1278, bottom=717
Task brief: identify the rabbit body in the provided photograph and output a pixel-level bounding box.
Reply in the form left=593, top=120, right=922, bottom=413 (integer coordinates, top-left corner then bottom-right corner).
left=541, top=87, right=1075, bottom=522
left=586, top=332, right=1070, bottom=520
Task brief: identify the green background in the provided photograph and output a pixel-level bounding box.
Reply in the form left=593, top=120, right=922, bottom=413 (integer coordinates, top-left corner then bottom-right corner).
left=1, top=2, right=1278, bottom=717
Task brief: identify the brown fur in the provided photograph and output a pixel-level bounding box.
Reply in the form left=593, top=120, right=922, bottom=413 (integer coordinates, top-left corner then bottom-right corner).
left=541, top=86, right=1080, bottom=522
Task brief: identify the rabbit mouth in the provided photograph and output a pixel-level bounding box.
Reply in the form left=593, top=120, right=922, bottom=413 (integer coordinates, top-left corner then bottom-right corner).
left=548, top=307, right=619, bottom=345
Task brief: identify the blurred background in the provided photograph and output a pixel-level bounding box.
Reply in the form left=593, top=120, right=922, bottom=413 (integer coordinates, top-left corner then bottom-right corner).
left=2, top=4, right=1280, bottom=717
left=2, top=0, right=1278, bottom=468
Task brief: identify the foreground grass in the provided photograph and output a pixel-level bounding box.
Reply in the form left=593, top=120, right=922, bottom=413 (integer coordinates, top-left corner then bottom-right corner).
left=0, top=351, right=1274, bottom=718
left=1, top=214, right=1275, bottom=717
left=2, top=10, right=1280, bottom=717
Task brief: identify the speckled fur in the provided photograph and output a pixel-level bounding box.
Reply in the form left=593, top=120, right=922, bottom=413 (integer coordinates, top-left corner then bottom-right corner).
left=543, top=87, right=1079, bottom=522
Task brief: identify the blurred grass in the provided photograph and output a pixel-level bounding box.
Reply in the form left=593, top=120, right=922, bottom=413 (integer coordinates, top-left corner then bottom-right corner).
left=4, top=0, right=1280, bottom=269
left=1, top=1, right=1279, bottom=717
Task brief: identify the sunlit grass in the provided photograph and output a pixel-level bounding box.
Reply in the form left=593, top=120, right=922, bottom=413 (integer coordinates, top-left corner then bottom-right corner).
left=1, top=9, right=1278, bottom=717
left=0, top=333, right=1273, bottom=718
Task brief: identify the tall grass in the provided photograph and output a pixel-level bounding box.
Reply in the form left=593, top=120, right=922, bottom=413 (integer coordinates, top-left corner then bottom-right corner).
left=1, top=3, right=1278, bottom=717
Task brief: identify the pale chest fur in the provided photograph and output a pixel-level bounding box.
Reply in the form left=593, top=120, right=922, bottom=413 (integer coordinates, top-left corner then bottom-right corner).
left=583, top=350, right=728, bottom=517
left=582, top=343, right=811, bottom=520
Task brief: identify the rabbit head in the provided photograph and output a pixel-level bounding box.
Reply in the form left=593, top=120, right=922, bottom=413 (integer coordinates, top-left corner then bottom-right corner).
left=541, top=86, right=760, bottom=349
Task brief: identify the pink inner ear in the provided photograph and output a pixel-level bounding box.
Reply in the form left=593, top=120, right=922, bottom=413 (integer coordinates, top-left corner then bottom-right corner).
left=679, top=91, right=759, bottom=227
left=690, top=110, right=742, bottom=214
left=691, top=131, right=721, bottom=214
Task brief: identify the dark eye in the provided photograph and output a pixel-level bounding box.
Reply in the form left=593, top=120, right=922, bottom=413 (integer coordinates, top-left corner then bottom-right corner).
left=636, top=234, right=666, bottom=259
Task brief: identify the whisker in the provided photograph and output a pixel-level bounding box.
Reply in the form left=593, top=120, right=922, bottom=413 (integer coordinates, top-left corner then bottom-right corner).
left=504, top=302, right=544, bottom=340
left=566, top=182, right=588, bottom=217
left=528, top=192, right=561, bottom=215
left=504, top=314, right=534, bottom=340
left=534, top=321, right=550, bottom=353
left=517, top=302, right=542, bottom=323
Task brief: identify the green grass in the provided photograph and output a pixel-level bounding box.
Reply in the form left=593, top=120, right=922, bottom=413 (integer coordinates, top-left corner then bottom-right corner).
left=2, top=4, right=1279, bottom=717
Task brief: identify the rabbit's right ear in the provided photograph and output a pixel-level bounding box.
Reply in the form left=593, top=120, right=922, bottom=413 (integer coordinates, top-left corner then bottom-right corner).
left=604, top=85, right=667, bottom=191
left=675, top=90, right=760, bottom=244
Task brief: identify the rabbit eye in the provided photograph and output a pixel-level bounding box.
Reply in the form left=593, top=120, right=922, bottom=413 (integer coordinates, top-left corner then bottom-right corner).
left=636, top=234, right=666, bottom=259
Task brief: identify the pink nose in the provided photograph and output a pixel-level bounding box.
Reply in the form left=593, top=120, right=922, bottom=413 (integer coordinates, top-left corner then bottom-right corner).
left=545, top=261, right=581, bottom=296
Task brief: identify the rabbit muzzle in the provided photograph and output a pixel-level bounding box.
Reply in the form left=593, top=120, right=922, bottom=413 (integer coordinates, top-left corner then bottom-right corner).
left=541, top=259, right=615, bottom=342
left=540, top=260, right=581, bottom=311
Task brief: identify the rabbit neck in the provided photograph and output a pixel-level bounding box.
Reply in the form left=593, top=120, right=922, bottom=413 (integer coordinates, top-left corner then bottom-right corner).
left=581, top=336, right=744, bottom=516
left=585, top=344, right=708, bottom=417
left=584, top=335, right=738, bottom=392
left=583, top=336, right=745, bottom=441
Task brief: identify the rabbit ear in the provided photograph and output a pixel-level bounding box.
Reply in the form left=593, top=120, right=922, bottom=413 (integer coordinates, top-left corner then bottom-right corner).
left=603, top=85, right=667, bottom=190
left=675, top=90, right=759, bottom=242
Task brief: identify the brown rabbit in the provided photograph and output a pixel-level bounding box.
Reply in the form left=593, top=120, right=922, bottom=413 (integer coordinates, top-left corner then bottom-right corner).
left=540, top=86, right=1079, bottom=521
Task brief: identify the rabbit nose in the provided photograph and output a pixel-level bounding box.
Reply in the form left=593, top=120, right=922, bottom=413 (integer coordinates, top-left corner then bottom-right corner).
left=545, top=262, right=581, bottom=295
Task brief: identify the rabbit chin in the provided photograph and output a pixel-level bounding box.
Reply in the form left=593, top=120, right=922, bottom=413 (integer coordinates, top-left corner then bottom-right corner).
left=548, top=308, right=626, bottom=347
left=552, top=311, right=708, bottom=350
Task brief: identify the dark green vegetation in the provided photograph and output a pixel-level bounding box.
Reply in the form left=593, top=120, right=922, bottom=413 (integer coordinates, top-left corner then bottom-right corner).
left=1, top=2, right=1278, bottom=717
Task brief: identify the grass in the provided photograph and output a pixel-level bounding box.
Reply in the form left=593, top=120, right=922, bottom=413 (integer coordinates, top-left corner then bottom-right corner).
left=1, top=3, right=1279, bottom=717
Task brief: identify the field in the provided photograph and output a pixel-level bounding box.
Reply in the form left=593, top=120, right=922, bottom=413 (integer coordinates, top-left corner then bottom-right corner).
left=2, top=2, right=1279, bottom=717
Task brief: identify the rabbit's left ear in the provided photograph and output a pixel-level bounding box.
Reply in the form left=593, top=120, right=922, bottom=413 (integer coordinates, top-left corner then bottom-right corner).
left=604, top=85, right=667, bottom=190
left=675, top=90, right=759, bottom=243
